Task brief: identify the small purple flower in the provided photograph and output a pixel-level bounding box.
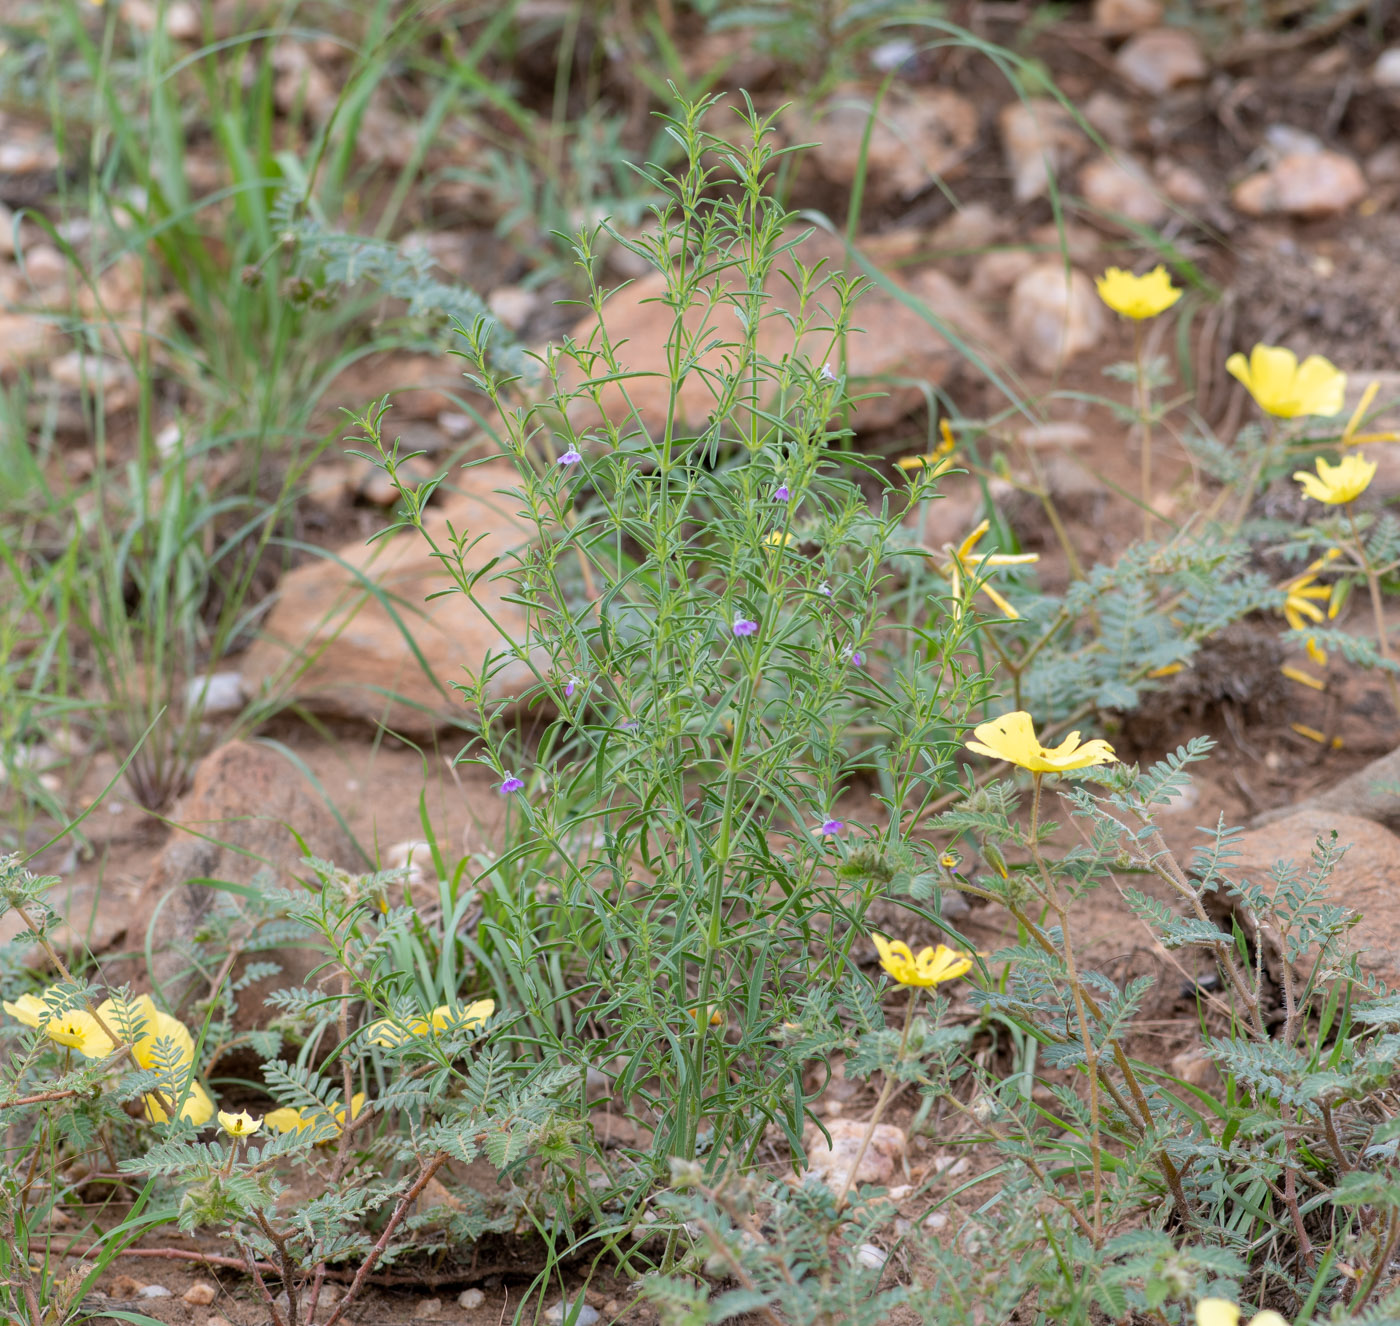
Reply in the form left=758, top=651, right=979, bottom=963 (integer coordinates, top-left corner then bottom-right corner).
left=843, top=646, right=864, bottom=667
left=773, top=485, right=791, bottom=502
left=499, top=774, right=525, bottom=795
left=732, top=617, right=759, bottom=638
left=557, top=448, right=582, bottom=467
left=564, top=677, right=578, bottom=698
left=819, top=363, right=837, bottom=383
left=820, top=818, right=844, bottom=837
left=817, top=581, right=832, bottom=597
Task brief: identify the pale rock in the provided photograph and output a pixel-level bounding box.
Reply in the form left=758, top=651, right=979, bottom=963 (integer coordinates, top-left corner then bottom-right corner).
left=1029, top=221, right=1102, bottom=267
left=183, top=671, right=245, bottom=716
left=384, top=839, right=434, bottom=890
left=165, top=2, right=200, bottom=39
left=414, top=1299, right=444, bottom=1319
left=271, top=41, right=338, bottom=122
left=241, top=463, right=541, bottom=732
left=1083, top=91, right=1134, bottom=149
left=870, top=38, right=918, bottom=73
left=1366, top=143, right=1400, bottom=183
left=438, top=410, right=475, bottom=438
left=1232, top=151, right=1367, bottom=220
left=459, top=1288, right=486, bottom=1309
left=21, top=243, right=67, bottom=288
left=1079, top=154, right=1167, bottom=225
left=1093, top=0, right=1163, bottom=35
left=0, top=314, right=59, bottom=372
left=183, top=1282, right=217, bottom=1306
left=0, top=202, right=14, bottom=257
left=1375, top=48, right=1400, bottom=89
left=1227, top=810, right=1400, bottom=989
left=925, top=1211, right=948, bottom=1230
left=1114, top=28, right=1207, bottom=96
left=137, top=1284, right=172, bottom=1299
left=855, top=1243, right=888, bottom=1270
left=206, top=1317, right=237, bottom=1326
left=1008, top=264, right=1106, bottom=373
left=304, top=460, right=352, bottom=512
left=487, top=284, right=537, bottom=332
left=998, top=99, right=1083, bottom=203
left=0, top=125, right=58, bottom=175
left=802, top=1117, right=906, bottom=1190
left=1263, top=124, right=1324, bottom=158
left=969, top=248, right=1035, bottom=299
left=562, top=233, right=994, bottom=435
left=155, top=422, right=183, bottom=457
left=48, top=352, right=138, bottom=412
left=783, top=84, right=978, bottom=200
left=1169, top=1048, right=1218, bottom=1088
left=1019, top=421, right=1094, bottom=449
left=1155, top=159, right=1211, bottom=207
left=543, top=1302, right=600, bottom=1326
left=928, top=202, right=1007, bottom=253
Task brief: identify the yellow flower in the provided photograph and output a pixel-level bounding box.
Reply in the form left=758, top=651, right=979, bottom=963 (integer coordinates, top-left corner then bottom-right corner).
left=267, top=1090, right=367, bottom=1140
left=765, top=531, right=798, bottom=547
left=965, top=710, right=1116, bottom=773
left=1226, top=344, right=1346, bottom=419
left=1280, top=664, right=1324, bottom=691
left=218, top=1109, right=262, bottom=1137
left=144, top=1079, right=215, bottom=1126
left=368, top=999, right=494, bottom=1047
left=1196, top=1300, right=1289, bottom=1326
left=3, top=992, right=50, bottom=1028
left=872, top=935, right=972, bottom=988
left=1095, top=265, right=1182, bottom=320
left=1294, top=452, right=1376, bottom=504
left=44, top=1009, right=115, bottom=1059
left=897, top=419, right=958, bottom=473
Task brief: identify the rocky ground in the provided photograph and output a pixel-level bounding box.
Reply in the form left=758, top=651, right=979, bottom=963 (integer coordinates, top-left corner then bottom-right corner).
left=9, top=0, right=1400, bottom=1321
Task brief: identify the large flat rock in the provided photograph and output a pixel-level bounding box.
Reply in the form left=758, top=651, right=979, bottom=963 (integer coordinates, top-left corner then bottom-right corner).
left=242, top=463, right=539, bottom=733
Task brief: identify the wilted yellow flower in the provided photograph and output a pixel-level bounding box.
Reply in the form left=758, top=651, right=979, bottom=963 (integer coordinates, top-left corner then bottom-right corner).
left=368, top=999, right=495, bottom=1048
left=1294, top=452, right=1376, bottom=504
left=1095, top=265, right=1181, bottom=320
left=938, top=520, right=1039, bottom=619
left=897, top=418, right=959, bottom=474
left=965, top=710, right=1116, bottom=774
left=218, top=1109, right=262, bottom=1137
left=1196, top=1299, right=1289, bottom=1326
left=1280, top=664, right=1324, bottom=691
left=144, top=1079, right=215, bottom=1126
left=872, top=935, right=972, bottom=988
left=1226, top=345, right=1346, bottom=419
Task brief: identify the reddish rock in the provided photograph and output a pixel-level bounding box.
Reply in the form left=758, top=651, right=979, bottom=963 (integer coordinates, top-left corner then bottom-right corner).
left=783, top=84, right=978, bottom=200
left=241, top=462, right=541, bottom=732
left=802, top=1118, right=906, bottom=1191
left=1232, top=151, right=1367, bottom=219
left=1093, top=0, right=1163, bottom=35
left=1114, top=28, right=1207, bottom=96
left=1079, top=155, right=1168, bottom=225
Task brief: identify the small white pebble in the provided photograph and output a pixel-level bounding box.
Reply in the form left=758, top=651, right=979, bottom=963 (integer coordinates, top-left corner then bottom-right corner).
left=458, top=1287, right=486, bottom=1309
left=183, top=1282, right=216, bottom=1306
left=183, top=671, right=246, bottom=716
left=543, top=1303, right=600, bottom=1326
left=924, top=1212, right=948, bottom=1231
left=137, top=1284, right=172, bottom=1298
left=855, top=1243, right=887, bottom=1270
left=888, top=1184, right=913, bottom=1200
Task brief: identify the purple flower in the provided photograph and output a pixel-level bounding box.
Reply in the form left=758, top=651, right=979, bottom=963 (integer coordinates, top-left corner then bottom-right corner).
left=732, top=617, right=758, bottom=638
left=773, top=485, right=791, bottom=502
left=817, top=581, right=832, bottom=597
left=564, top=677, right=578, bottom=698
left=820, top=818, right=844, bottom=837
left=819, top=363, right=837, bottom=383
left=557, top=448, right=581, bottom=467
left=499, top=774, right=525, bottom=795
left=843, top=646, right=864, bottom=667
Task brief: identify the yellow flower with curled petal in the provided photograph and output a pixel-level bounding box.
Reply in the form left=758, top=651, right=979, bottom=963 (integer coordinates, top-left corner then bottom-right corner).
left=1294, top=452, right=1376, bottom=504
left=965, top=710, right=1116, bottom=773
left=144, top=1079, right=215, bottom=1126
left=3, top=992, right=50, bottom=1028
left=1095, top=265, right=1182, bottom=320
left=218, top=1109, right=262, bottom=1137
left=898, top=419, right=958, bottom=473
left=1196, top=1299, right=1289, bottom=1326
left=872, top=935, right=972, bottom=988
left=1226, top=345, right=1346, bottom=419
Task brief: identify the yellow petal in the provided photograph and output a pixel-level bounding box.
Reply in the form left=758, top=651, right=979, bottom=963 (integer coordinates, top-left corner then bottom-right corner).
left=1294, top=355, right=1346, bottom=418
left=1342, top=380, right=1380, bottom=443
left=1095, top=265, right=1181, bottom=320
left=3, top=993, right=50, bottom=1028
left=145, top=1080, right=214, bottom=1126
left=1196, top=1301, right=1241, bottom=1326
